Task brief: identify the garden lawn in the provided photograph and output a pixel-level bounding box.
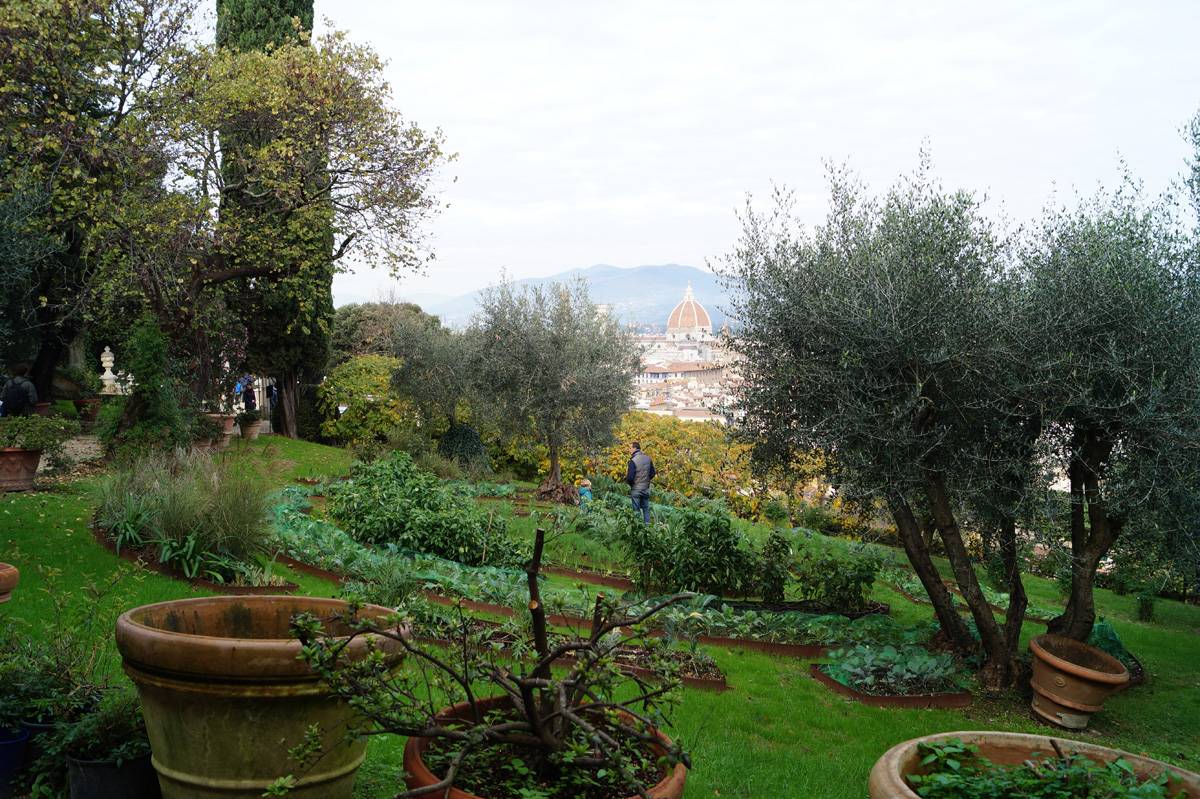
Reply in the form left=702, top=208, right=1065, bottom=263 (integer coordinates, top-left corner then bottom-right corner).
left=2, top=437, right=1198, bottom=799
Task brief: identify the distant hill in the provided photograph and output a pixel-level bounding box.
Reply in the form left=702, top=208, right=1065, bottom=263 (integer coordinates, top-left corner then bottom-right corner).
left=420, top=264, right=729, bottom=328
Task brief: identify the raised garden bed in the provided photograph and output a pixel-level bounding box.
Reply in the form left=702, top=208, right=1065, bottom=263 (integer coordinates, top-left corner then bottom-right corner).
left=724, top=598, right=890, bottom=620
left=543, top=564, right=636, bottom=591
left=809, top=663, right=972, bottom=709
left=92, top=524, right=298, bottom=595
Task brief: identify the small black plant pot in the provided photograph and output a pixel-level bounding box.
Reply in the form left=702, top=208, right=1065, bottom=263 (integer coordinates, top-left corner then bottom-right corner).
left=0, top=727, right=30, bottom=799
left=67, top=753, right=161, bottom=799
left=19, top=720, right=53, bottom=772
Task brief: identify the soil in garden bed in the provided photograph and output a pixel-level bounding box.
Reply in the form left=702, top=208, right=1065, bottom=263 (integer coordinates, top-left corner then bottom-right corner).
left=420, top=730, right=667, bottom=799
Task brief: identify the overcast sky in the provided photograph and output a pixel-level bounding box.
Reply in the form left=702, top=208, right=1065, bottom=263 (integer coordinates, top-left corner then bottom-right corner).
left=317, top=1, right=1200, bottom=306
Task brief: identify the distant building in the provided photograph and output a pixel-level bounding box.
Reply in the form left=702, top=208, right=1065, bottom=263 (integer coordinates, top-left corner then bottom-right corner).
left=631, top=283, right=738, bottom=422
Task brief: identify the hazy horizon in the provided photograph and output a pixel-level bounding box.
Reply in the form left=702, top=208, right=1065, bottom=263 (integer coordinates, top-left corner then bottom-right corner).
left=317, top=1, right=1200, bottom=306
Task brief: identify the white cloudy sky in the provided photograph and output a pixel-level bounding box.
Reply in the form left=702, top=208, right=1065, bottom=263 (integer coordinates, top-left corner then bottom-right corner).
left=316, top=1, right=1200, bottom=306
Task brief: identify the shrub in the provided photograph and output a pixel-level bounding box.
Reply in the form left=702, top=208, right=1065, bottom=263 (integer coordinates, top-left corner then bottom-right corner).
left=317, top=355, right=411, bottom=448
left=792, top=547, right=879, bottom=612
left=0, top=415, right=78, bottom=465
left=102, top=317, right=191, bottom=457
left=327, top=451, right=520, bottom=567
left=437, top=422, right=488, bottom=467
left=758, top=531, right=793, bottom=603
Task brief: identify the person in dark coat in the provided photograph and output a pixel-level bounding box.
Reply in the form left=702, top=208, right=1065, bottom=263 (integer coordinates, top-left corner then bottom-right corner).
left=1, top=364, right=38, bottom=417
left=624, top=441, right=656, bottom=523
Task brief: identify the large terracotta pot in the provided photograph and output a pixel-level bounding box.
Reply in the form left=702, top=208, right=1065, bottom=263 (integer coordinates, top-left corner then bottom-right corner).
left=115, top=595, right=404, bottom=799
left=32, top=402, right=51, bottom=417
left=1030, top=633, right=1128, bottom=729
left=403, top=696, right=688, bottom=799
left=0, top=448, right=41, bottom=492
left=869, top=730, right=1200, bottom=799
left=0, top=563, right=18, bottom=604
left=203, top=413, right=236, bottom=452
left=238, top=420, right=262, bottom=441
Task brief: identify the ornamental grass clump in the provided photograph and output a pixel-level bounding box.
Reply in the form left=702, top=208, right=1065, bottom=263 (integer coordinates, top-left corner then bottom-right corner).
left=283, top=529, right=691, bottom=799
left=95, top=450, right=272, bottom=583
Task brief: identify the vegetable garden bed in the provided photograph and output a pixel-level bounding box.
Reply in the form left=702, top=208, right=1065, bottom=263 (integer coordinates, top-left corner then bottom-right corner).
left=809, top=664, right=973, bottom=709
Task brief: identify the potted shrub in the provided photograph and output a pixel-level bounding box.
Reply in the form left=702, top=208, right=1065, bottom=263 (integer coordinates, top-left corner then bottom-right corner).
left=0, top=563, right=17, bottom=604
left=1029, top=633, right=1129, bottom=729
left=286, top=529, right=692, bottom=799
left=115, top=595, right=403, bottom=799
left=66, top=367, right=104, bottom=430
left=56, top=690, right=160, bottom=799
left=868, top=731, right=1199, bottom=799
left=236, top=409, right=263, bottom=440
left=0, top=416, right=78, bottom=491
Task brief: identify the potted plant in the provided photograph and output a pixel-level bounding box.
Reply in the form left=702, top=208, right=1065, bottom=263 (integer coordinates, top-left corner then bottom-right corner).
left=65, top=367, right=104, bottom=430
left=868, top=731, right=1199, bottom=799
left=236, top=409, right=263, bottom=441
left=1029, top=633, right=1129, bottom=729
left=286, top=529, right=692, bottom=799
left=54, top=690, right=160, bottom=799
left=0, top=416, right=78, bottom=491
left=115, top=595, right=403, bottom=799
left=0, top=563, right=17, bottom=604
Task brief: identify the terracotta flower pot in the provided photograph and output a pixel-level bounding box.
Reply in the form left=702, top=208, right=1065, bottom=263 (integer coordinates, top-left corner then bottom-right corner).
left=1029, top=633, right=1128, bottom=729
left=403, top=696, right=688, bottom=799
left=238, top=420, right=262, bottom=440
left=116, top=595, right=405, bottom=799
left=0, top=448, right=41, bottom=492
left=32, top=402, right=51, bottom=417
left=0, top=563, right=18, bottom=604
left=868, top=730, right=1200, bottom=799
left=73, top=398, right=102, bottom=431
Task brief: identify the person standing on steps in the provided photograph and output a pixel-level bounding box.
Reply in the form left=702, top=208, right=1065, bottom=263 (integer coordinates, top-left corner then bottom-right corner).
left=625, top=441, right=655, bottom=523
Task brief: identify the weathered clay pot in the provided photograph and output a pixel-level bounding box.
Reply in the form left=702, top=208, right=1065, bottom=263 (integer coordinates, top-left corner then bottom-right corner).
left=868, top=730, right=1200, bottom=799
left=116, top=595, right=404, bottom=799
left=72, top=398, right=102, bottom=431
left=403, top=696, right=688, bottom=799
left=1030, top=633, right=1128, bottom=729
left=32, top=402, right=51, bottom=417
left=0, top=448, right=41, bottom=492
left=238, top=420, right=262, bottom=441
left=0, top=563, right=18, bottom=604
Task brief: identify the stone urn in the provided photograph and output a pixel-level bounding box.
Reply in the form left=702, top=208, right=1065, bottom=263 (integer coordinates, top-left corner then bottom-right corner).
left=115, top=595, right=404, bottom=799
left=0, top=562, right=19, bottom=603
left=403, top=695, right=688, bottom=799
left=868, top=730, right=1199, bottom=799
left=0, top=448, right=41, bottom=492
left=1029, top=633, right=1128, bottom=729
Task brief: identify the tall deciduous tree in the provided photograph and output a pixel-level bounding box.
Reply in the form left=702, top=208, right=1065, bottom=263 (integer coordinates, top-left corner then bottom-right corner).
left=0, top=0, right=197, bottom=396
left=474, top=279, right=639, bottom=493
left=216, top=0, right=330, bottom=438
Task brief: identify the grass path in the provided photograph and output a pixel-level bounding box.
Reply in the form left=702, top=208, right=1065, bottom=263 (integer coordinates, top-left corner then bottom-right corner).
left=2, top=437, right=1198, bottom=798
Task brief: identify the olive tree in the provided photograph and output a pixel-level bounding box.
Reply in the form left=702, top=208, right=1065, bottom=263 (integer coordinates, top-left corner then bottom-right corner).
left=1020, top=177, right=1200, bottom=640
left=473, top=279, right=639, bottom=493
left=722, top=164, right=1043, bottom=689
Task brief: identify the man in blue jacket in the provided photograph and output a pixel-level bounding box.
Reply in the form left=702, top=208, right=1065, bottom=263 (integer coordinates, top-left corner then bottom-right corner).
left=625, top=441, right=656, bottom=523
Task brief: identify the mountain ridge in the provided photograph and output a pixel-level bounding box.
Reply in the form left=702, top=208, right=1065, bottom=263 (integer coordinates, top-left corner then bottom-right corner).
left=414, top=264, right=729, bottom=328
